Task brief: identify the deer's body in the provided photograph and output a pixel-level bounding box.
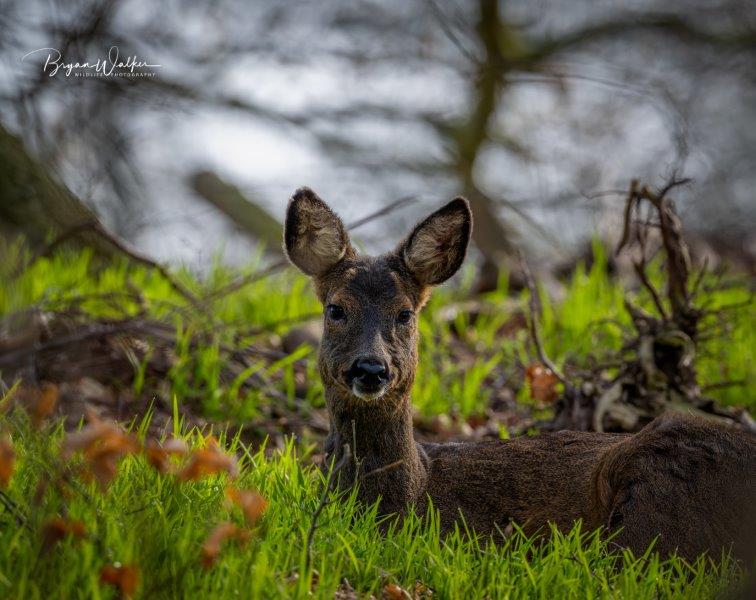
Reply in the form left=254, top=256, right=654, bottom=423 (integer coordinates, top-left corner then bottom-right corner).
left=284, top=188, right=756, bottom=561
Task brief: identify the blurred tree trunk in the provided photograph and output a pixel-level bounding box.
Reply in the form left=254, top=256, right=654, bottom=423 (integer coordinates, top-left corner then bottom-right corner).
left=0, top=123, right=109, bottom=252
left=453, top=0, right=516, bottom=291
left=190, top=170, right=283, bottom=254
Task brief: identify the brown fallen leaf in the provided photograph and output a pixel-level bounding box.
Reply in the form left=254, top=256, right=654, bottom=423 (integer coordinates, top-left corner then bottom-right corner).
left=179, top=436, right=238, bottom=481
left=0, top=432, right=14, bottom=488
left=383, top=583, right=412, bottom=600
left=63, top=410, right=140, bottom=488
left=225, top=487, right=268, bottom=526
left=41, top=517, right=87, bottom=548
left=144, top=438, right=189, bottom=474
left=201, top=522, right=251, bottom=568
left=63, top=409, right=128, bottom=456
left=16, top=383, right=60, bottom=426
left=525, top=363, right=559, bottom=404
left=99, top=563, right=140, bottom=599
left=34, top=382, right=59, bottom=425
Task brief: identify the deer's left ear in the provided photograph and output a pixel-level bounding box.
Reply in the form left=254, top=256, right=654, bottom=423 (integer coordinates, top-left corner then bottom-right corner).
left=397, top=197, right=472, bottom=286
left=284, top=187, right=354, bottom=276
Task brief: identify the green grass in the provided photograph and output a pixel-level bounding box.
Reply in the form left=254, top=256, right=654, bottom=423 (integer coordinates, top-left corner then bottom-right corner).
left=0, top=241, right=753, bottom=598
left=0, top=241, right=753, bottom=418
left=0, top=412, right=745, bottom=599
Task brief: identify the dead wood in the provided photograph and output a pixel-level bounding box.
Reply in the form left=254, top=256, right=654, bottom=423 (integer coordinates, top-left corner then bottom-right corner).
left=542, top=179, right=755, bottom=433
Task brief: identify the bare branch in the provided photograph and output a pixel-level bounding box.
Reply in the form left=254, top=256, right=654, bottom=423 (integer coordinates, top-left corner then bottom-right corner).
left=14, top=221, right=202, bottom=308
left=518, top=251, right=569, bottom=387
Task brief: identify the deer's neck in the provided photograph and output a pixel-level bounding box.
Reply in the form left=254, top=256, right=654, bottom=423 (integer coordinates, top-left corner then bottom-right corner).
left=325, top=389, right=428, bottom=514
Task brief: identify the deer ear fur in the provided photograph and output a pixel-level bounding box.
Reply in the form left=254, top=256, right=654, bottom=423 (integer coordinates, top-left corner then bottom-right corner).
left=397, top=197, right=472, bottom=286
left=284, top=187, right=353, bottom=276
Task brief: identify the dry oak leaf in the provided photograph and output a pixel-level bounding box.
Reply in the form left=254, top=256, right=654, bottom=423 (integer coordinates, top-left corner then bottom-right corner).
left=225, top=487, right=268, bottom=526
left=62, top=409, right=140, bottom=488
left=179, top=436, right=239, bottom=481
left=41, top=517, right=87, bottom=548
left=525, top=363, right=559, bottom=404
left=201, top=522, right=251, bottom=568
left=0, top=432, right=14, bottom=488
left=99, top=563, right=140, bottom=599
left=144, top=438, right=189, bottom=474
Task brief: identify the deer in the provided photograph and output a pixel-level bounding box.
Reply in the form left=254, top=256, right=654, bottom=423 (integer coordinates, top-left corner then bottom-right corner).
left=283, top=187, right=756, bottom=561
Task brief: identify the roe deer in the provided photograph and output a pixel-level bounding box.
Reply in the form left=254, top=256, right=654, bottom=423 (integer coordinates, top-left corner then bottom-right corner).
left=283, top=187, right=756, bottom=561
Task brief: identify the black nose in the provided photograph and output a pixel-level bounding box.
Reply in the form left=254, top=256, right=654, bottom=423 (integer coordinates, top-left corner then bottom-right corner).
left=355, top=358, right=388, bottom=377
left=348, top=357, right=389, bottom=385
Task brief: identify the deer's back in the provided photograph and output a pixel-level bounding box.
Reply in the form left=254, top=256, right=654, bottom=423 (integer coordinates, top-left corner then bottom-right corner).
left=421, top=429, right=626, bottom=536
left=591, top=414, right=756, bottom=560
left=421, top=414, right=756, bottom=560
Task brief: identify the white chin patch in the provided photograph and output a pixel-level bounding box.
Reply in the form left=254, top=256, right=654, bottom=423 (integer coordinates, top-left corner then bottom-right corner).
left=351, top=385, right=385, bottom=401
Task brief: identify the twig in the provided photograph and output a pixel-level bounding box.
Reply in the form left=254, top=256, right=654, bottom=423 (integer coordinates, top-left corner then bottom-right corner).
left=15, top=221, right=203, bottom=309
left=13, top=220, right=98, bottom=277
left=358, top=459, right=404, bottom=481
left=89, top=222, right=203, bottom=308
left=305, top=443, right=352, bottom=570
left=655, top=177, right=691, bottom=201
left=346, top=196, right=416, bottom=231
left=688, top=257, right=709, bottom=300
left=705, top=297, right=753, bottom=313
left=204, top=259, right=289, bottom=302
left=632, top=262, right=668, bottom=319
left=701, top=380, right=746, bottom=392
left=615, top=180, right=639, bottom=254
left=518, top=251, right=569, bottom=387
left=0, top=489, right=30, bottom=529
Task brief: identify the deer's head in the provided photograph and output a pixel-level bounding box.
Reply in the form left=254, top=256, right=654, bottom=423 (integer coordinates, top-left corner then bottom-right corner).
left=284, top=188, right=472, bottom=411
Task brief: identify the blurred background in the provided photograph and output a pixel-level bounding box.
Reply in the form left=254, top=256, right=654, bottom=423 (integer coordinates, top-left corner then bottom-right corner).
left=2, top=0, right=755, bottom=277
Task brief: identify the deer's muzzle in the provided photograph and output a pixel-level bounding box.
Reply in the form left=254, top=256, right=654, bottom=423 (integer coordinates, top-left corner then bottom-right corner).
left=345, top=357, right=390, bottom=400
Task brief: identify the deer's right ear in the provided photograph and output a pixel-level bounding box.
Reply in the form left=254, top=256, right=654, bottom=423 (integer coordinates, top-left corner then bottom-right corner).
left=284, top=187, right=353, bottom=276
left=397, top=197, right=472, bottom=286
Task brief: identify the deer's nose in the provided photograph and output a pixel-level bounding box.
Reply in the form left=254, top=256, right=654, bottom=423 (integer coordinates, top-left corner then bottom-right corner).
left=350, top=357, right=389, bottom=382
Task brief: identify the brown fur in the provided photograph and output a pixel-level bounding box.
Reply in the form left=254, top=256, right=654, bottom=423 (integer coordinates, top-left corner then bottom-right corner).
left=284, top=189, right=756, bottom=561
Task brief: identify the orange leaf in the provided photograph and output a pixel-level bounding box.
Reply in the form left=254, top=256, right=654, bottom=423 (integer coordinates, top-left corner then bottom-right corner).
left=226, top=487, right=268, bottom=526
left=99, top=564, right=140, bottom=598
left=62, top=409, right=111, bottom=456
left=34, top=382, right=59, bottom=425
left=201, top=522, right=251, bottom=568
left=0, top=432, right=14, bottom=488
left=525, top=363, right=559, bottom=404
left=179, top=437, right=238, bottom=481
left=63, top=410, right=140, bottom=489
left=382, top=583, right=412, bottom=600
left=144, top=438, right=189, bottom=474
left=41, top=517, right=87, bottom=548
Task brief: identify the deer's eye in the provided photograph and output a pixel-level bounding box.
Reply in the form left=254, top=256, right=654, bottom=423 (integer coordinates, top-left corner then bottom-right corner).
left=396, top=309, right=414, bottom=325
left=326, top=304, right=346, bottom=322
